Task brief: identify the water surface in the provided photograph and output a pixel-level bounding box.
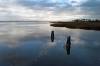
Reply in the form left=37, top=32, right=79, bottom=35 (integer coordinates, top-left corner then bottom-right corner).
left=0, top=22, right=100, bottom=66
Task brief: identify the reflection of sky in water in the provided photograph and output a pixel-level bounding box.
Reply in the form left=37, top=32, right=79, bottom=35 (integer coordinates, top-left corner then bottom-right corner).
left=0, top=22, right=100, bottom=66
left=0, top=22, right=51, bottom=47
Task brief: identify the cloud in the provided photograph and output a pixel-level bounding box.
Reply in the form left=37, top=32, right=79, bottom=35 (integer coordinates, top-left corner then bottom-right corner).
left=0, top=0, right=100, bottom=21
left=79, top=0, right=100, bottom=19
left=67, top=0, right=88, bottom=6
left=0, top=0, right=24, bottom=21
left=80, top=0, right=100, bottom=15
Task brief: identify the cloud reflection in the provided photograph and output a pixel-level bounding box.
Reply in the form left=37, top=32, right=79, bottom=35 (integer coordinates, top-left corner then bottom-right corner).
left=0, top=22, right=51, bottom=48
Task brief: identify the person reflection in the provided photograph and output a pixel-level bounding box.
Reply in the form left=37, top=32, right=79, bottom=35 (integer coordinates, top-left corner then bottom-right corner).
left=51, top=31, right=54, bottom=42
left=65, top=36, right=71, bottom=55
left=66, top=46, right=70, bottom=55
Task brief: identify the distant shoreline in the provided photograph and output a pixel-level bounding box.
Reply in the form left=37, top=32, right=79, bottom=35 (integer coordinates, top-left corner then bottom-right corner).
left=50, top=19, right=100, bottom=31
left=0, top=21, right=48, bottom=22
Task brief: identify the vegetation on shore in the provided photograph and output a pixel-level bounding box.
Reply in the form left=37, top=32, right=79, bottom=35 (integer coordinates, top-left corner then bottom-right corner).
left=50, top=19, right=100, bottom=31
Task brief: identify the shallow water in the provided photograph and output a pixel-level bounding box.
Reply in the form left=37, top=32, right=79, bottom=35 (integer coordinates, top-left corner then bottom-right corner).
left=0, top=22, right=100, bottom=66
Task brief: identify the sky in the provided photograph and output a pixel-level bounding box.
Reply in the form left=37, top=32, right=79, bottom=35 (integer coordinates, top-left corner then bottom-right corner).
left=0, top=0, right=100, bottom=21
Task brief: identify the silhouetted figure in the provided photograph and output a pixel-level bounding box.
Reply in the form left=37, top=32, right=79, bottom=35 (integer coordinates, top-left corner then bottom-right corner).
left=65, top=36, right=71, bottom=55
left=51, top=31, right=54, bottom=42
left=67, top=36, right=71, bottom=45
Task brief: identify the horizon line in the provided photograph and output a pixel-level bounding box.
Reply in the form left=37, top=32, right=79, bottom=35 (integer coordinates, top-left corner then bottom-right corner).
left=0, top=20, right=50, bottom=22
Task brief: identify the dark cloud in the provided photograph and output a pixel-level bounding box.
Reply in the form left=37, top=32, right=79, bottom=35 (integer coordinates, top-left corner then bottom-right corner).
left=81, top=0, right=100, bottom=7
left=18, top=0, right=56, bottom=7
left=17, top=0, right=100, bottom=14
left=17, top=0, right=71, bottom=11
left=80, top=0, right=100, bottom=15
